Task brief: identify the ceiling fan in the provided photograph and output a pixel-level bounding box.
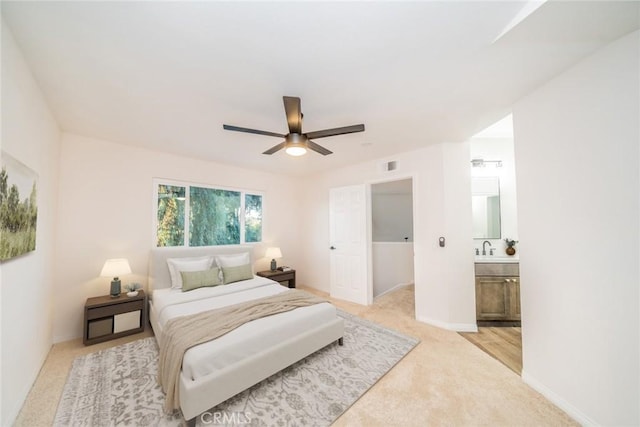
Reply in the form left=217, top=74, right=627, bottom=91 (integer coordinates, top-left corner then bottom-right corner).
left=223, top=96, right=365, bottom=156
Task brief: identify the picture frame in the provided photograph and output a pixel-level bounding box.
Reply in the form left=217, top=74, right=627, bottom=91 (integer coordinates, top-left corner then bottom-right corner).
left=0, top=151, right=39, bottom=261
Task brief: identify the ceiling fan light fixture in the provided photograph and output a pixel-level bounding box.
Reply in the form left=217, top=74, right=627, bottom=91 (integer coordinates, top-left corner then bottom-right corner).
left=285, top=145, right=307, bottom=156
left=284, top=133, right=307, bottom=156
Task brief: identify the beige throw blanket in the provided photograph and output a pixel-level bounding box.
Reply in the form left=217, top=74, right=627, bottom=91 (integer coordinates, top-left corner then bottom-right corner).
left=158, top=289, right=328, bottom=413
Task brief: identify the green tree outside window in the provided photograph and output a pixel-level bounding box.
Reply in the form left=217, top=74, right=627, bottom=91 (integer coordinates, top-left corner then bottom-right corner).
left=155, top=182, right=262, bottom=247
left=157, top=185, right=185, bottom=247
left=190, top=187, right=240, bottom=246
left=245, top=194, right=262, bottom=243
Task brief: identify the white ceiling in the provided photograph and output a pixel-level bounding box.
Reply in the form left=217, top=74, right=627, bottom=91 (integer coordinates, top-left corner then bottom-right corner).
left=472, top=114, right=513, bottom=139
left=2, top=1, right=638, bottom=176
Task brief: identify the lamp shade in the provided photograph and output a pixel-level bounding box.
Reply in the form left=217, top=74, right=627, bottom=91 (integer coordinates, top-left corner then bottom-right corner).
left=100, top=259, right=132, bottom=278
left=265, top=247, right=282, bottom=259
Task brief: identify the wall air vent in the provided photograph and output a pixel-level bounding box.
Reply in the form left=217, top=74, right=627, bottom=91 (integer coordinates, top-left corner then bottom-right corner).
left=380, top=160, right=398, bottom=173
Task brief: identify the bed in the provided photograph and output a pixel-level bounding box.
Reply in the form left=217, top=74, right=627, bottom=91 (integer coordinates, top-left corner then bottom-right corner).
left=148, top=246, right=344, bottom=424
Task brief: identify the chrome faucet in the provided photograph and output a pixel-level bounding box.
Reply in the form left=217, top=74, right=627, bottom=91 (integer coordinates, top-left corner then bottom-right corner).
left=482, top=240, right=492, bottom=255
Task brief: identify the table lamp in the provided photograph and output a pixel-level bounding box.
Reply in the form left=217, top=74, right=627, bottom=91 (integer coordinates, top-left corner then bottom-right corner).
left=101, top=258, right=132, bottom=298
left=265, top=247, right=282, bottom=271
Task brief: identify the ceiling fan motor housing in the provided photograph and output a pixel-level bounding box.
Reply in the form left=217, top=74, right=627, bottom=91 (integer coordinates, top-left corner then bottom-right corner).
left=286, top=133, right=306, bottom=144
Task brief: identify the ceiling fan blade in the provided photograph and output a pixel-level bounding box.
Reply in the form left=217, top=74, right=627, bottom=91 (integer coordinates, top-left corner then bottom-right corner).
left=262, top=141, right=286, bottom=155
left=307, top=140, right=333, bottom=156
left=223, top=124, right=285, bottom=138
left=305, top=124, right=365, bottom=140
left=283, top=96, right=302, bottom=134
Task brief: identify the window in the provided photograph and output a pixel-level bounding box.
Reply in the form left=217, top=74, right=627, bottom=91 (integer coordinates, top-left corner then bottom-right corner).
left=156, top=184, right=185, bottom=247
left=155, top=180, right=262, bottom=247
left=244, top=194, right=262, bottom=243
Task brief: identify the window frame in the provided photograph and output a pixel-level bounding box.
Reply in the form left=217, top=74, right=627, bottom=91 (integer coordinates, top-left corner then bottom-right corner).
left=152, top=178, right=264, bottom=248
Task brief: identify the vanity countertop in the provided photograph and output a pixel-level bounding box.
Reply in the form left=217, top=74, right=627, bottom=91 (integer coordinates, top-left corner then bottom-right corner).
left=475, top=255, right=519, bottom=264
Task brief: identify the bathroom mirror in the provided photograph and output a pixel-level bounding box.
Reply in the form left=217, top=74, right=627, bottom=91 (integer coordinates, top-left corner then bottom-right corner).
left=471, top=177, right=501, bottom=239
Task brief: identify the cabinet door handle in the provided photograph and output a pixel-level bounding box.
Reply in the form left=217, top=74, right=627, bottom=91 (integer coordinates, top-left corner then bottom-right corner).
left=330, top=246, right=336, bottom=250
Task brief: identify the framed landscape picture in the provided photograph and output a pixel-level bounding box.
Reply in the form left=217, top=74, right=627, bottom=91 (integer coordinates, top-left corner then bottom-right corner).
left=0, top=151, right=38, bottom=261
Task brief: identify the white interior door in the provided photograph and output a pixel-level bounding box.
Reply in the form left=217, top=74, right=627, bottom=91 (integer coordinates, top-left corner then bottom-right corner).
left=329, top=184, right=370, bottom=305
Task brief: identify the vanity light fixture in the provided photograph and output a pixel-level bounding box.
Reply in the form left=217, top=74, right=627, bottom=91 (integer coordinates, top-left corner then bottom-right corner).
left=471, top=158, right=502, bottom=168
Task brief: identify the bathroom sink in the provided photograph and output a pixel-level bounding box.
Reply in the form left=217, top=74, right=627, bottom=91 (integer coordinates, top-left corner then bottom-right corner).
left=475, top=255, right=519, bottom=263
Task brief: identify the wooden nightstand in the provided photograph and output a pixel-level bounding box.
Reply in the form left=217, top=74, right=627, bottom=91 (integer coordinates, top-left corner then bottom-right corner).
left=83, top=290, right=147, bottom=345
left=256, top=269, right=296, bottom=288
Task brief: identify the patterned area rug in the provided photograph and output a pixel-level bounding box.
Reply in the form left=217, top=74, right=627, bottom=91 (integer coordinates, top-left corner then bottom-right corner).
left=54, top=311, right=418, bottom=426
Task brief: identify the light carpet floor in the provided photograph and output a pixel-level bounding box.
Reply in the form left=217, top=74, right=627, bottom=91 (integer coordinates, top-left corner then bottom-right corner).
left=16, top=284, right=577, bottom=426
left=54, top=311, right=418, bottom=426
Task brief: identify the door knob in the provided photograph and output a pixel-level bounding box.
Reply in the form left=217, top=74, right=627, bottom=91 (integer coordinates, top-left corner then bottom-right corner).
left=330, top=246, right=336, bottom=250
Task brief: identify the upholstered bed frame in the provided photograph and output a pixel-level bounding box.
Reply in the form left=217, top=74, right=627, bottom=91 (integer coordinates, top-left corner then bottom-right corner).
left=148, top=246, right=344, bottom=424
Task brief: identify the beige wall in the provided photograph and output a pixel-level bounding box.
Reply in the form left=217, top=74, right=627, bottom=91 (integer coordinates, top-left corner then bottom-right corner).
left=514, top=30, right=639, bottom=425
left=1, top=22, right=61, bottom=425
left=297, top=143, right=477, bottom=331
left=53, top=133, right=303, bottom=342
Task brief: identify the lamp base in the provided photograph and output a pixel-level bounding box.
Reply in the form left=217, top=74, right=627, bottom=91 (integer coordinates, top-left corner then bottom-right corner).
left=110, top=278, right=121, bottom=298
left=270, top=259, right=277, bottom=271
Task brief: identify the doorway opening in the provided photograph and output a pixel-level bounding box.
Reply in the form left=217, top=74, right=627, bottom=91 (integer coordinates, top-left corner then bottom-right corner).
left=370, top=178, right=415, bottom=316
left=466, top=113, right=522, bottom=374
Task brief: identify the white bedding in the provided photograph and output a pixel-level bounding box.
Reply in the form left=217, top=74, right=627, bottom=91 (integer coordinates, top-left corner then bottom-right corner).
left=151, top=276, right=336, bottom=381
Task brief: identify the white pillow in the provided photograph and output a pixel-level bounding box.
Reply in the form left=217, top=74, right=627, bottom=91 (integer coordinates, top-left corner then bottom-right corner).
left=215, top=252, right=251, bottom=268
left=167, top=256, right=214, bottom=289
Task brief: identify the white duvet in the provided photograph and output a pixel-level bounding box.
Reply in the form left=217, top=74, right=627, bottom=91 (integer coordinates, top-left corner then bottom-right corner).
left=151, top=277, right=336, bottom=381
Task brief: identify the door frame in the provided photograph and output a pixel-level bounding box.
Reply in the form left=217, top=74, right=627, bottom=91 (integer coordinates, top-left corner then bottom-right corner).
left=367, top=174, right=417, bottom=311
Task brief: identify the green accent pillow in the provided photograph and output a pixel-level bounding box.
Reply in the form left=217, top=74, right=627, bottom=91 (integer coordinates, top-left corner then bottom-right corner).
left=222, top=264, right=253, bottom=284
left=180, top=268, right=222, bottom=292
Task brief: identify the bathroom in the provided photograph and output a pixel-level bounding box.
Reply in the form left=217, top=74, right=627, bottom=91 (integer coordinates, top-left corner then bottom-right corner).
left=463, top=115, right=523, bottom=374
left=470, top=115, right=519, bottom=262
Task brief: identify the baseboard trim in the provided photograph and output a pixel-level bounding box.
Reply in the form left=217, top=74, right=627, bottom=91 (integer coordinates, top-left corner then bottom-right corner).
left=374, top=281, right=413, bottom=300
left=53, top=333, right=81, bottom=344
left=416, top=315, right=478, bottom=332
left=521, top=370, right=596, bottom=426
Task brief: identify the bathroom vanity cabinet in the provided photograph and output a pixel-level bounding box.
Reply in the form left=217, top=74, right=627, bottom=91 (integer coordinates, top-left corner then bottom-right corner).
left=475, top=262, right=520, bottom=324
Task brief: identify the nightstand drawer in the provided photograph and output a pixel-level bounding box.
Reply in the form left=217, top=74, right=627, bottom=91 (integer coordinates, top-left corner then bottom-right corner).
left=275, top=272, right=294, bottom=282
left=114, top=311, right=141, bottom=333
left=87, top=300, right=143, bottom=320
left=256, top=269, right=296, bottom=288
left=87, top=318, right=113, bottom=339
